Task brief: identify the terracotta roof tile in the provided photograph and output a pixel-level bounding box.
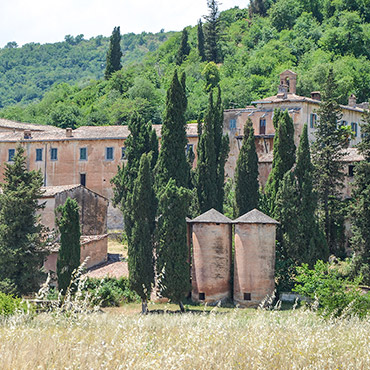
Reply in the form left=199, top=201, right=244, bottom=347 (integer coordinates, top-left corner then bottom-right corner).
left=190, top=208, right=232, bottom=223
left=234, top=209, right=279, bottom=224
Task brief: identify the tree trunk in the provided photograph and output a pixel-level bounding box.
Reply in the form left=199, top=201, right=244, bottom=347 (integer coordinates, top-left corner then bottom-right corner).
left=179, top=301, right=185, bottom=313
left=141, top=299, right=148, bottom=314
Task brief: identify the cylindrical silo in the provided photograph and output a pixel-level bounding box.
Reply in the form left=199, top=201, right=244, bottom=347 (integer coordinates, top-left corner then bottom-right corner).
left=189, top=208, right=232, bottom=303
left=233, top=209, right=278, bottom=308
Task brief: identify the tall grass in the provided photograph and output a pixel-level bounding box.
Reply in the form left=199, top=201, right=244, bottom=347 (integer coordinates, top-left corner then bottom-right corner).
left=1, top=307, right=369, bottom=369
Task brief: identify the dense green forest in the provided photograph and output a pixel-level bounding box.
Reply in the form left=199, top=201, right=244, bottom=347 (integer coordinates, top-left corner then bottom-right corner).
left=2, top=1, right=370, bottom=126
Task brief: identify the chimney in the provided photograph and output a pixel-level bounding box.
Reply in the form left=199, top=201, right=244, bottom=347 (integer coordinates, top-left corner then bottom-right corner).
left=66, top=128, right=73, bottom=137
left=23, top=130, right=32, bottom=139
left=311, top=91, right=321, bottom=101
left=348, top=94, right=357, bottom=107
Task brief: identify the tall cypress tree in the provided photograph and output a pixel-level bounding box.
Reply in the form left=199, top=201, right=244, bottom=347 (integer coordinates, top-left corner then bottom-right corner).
left=175, top=28, right=190, bottom=66
left=127, top=154, right=156, bottom=313
left=105, top=26, right=122, bottom=80
left=204, top=0, right=222, bottom=63
left=196, top=87, right=229, bottom=213
left=0, top=146, right=46, bottom=296
left=56, top=197, right=81, bottom=294
left=265, top=109, right=296, bottom=216
left=156, top=179, right=190, bottom=312
left=155, top=70, right=189, bottom=190
left=197, top=19, right=206, bottom=61
left=234, top=118, right=259, bottom=217
left=350, top=111, right=370, bottom=284
left=312, top=68, right=347, bottom=256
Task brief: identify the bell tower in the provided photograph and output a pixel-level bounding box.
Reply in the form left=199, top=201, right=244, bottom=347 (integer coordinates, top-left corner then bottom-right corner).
left=279, top=70, right=297, bottom=94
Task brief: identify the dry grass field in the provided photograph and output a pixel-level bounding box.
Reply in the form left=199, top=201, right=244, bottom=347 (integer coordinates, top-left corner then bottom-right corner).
left=1, top=304, right=369, bottom=369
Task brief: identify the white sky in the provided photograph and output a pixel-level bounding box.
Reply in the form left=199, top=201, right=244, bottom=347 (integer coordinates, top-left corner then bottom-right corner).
left=0, top=0, right=248, bottom=47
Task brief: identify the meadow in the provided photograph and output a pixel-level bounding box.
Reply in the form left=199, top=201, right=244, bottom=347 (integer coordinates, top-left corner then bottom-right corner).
left=1, top=304, right=369, bottom=369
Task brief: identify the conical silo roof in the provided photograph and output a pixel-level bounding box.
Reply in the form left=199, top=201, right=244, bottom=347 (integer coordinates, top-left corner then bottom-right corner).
left=234, top=209, right=279, bottom=224
left=189, top=208, right=232, bottom=224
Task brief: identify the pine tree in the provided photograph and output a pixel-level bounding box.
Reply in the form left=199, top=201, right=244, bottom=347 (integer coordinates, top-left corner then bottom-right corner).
left=56, top=197, right=81, bottom=294
left=127, top=154, right=156, bottom=313
left=265, top=109, right=296, bottom=216
left=175, top=28, right=190, bottom=66
left=249, top=0, right=269, bottom=17
left=197, top=19, right=206, bottom=61
left=350, top=110, right=370, bottom=285
left=204, top=0, right=222, bottom=63
left=0, top=146, right=46, bottom=296
left=155, top=70, right=189, bottom=190
left=234, top=118, right=259, bottom=217
left=312, top=68, right=347, bottom=256
left=105, top=26, right=122, bottom=80
left=156, top=179, right=190, bottom=312
left=196, top=87, right=229, bottom=213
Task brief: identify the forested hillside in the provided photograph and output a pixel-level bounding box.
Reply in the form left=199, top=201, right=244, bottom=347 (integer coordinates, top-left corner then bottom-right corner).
left=0, top=31, right=174, bottom=108
left=2, top=1, right=370, bottom=126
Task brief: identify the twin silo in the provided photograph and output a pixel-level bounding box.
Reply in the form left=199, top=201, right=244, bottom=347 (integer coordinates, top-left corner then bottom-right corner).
left=187, top=208, right=278, bottom=307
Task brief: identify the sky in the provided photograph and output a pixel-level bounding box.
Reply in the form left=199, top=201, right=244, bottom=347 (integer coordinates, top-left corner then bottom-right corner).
left=0, top=0, right=248, bottom=48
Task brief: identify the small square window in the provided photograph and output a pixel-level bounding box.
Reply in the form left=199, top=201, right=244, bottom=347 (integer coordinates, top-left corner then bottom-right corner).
left=310, top=113, right=317, bottom=128
left=121, top=147, right=126, bottom=159
left=106, top=147, right=114, bottom=160
left=36, top=148, right=43, bottom=162
left=229, top=119, right=236, bottom=130
left=8, top=149, right=15, bottom=162
left=199, top=292, right=205, bottom=300
left=80, top=147, right=87, bottom=161
left=244, top=292, right=251, bottom=301
left=348, top=165, right=355, bottom=177
left=50, top=148, right=58, bottom=161
left=351, top=122, right=358, bottom=137
left=186, top=144, right=194, bottom=154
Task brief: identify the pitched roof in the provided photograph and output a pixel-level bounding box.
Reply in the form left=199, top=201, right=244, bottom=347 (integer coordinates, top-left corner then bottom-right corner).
left=190, top=208, right=232, bottom=223
left=0, top=118, right=63, bottom=132
left=41, top=184, right=107, bottom=200
left=234, top=209, right=279, bottom=224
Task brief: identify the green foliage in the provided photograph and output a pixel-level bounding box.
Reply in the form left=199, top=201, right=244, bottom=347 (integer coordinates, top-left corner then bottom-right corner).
left=265, top=109, right=296, bottom=216
left=105, top=26, right=123, bottom=79
left=0, top=146, right=46, bottom=296
left=0, top=292, right=30, bottom=316
left=204, top=0, right=223, bottom=63
left=202, top=62, right=220, bottom=92
left=127, top=154, right=156, bottom=302
left=56, top=198, right=81, bottom=294
left=234, top=118, right=259, bottom=217
left=269, top=0, right=303, bottom=32
left=294, top=260, right=370, bottom=319
left=85, top=277, right=140, bottom=307
left=197, top=19, right=206, bottom=61
left=176, top=28, right=191, bottom=66
left=156, top=179, right=191, bottom=307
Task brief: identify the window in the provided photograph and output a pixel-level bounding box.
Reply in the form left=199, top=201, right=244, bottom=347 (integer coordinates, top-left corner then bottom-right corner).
left=106, top=147, right=114, bottom=160
left=351, top=122, right=358, bottom=137
left=339, top=120, right=348, bottom=128
left=259, top=119, right=266, bottom=135
left=80, top=173, right=86, bottom=186
left=121, top=147, right=126, bottom=160
left=229, top=119, right=236, bottom=130
left=199, top=292, right=205, bottom=300
left=36, top=148, right=43, bottom=162
left=50, top=148, right=58, bottom=161
left=310, top=113, right=317, bottom=128
left=80, top=147, right=87, bottom=161
left=8, top=149, right=15, bottom=162
left=186, top=144, right=194, bottom=154
left=348, top=165, right=355, bottom=177
left=244, top=292, right=251, bottom=301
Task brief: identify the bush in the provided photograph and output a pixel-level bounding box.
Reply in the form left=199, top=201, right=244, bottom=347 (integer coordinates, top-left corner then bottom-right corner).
left=0, top=292, right=29, bottom=316
left=294, top=260, right=370, bottom=319
left=85, top=277, right=140, bottom=307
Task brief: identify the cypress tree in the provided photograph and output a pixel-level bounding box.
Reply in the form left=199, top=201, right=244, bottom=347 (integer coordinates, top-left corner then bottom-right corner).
left=156, top=179, right=190, bottom=312
left=197, top=19, right=206, bottom=61
left=127, top=154, right=156, bottom=313
left=56, top=198, right=81, bottom=294
left=265, top=109, right=296, bottom=216
left=175, top=28, right=190, bottom=66
left=234, top=118, right=259, bottom=217
left=350, top=111, right=370, bottom=284
left=0, top=146, right=46, bottom=296
left=155, top=70, right=189, bottom=190
left=249, top=0, right=269, bottom=17
left=105, top=26, right=122, bottom=80
left=312, top=68, right=347, bottom=256
left=204, top=0, right=222, bottom=63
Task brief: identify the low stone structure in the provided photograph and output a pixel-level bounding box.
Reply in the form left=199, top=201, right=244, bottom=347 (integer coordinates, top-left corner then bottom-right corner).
left=189, top=209, right=232, bottom=303
left=233, top=209, right=278, bottom=308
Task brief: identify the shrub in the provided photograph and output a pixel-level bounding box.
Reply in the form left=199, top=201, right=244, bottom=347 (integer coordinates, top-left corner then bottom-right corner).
left=85, top=277, right=140, bottom=307
left=294, top=260, right=370, bottom=318
left=0, top=292, right=29, bottom=316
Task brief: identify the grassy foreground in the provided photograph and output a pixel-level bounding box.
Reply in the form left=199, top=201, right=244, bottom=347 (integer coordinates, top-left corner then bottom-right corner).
left=1, top=305, right=369, bottom=369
